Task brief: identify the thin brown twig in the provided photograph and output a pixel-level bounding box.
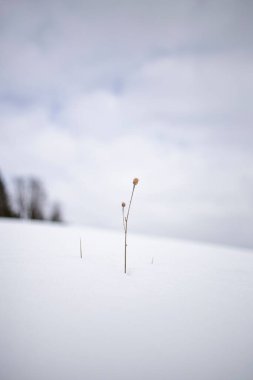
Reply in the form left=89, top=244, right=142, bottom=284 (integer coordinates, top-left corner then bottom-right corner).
left=124, top=184, right=137, bottom=273
left=122, top=178, right=139, bottom=274
left=126, top=184, right=135, bottom=223
left=80, top=238, right=82, bottom=259
left=122, top=207, right=126, bottom=233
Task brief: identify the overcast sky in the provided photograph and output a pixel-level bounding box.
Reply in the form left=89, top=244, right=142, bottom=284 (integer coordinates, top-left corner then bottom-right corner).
left=0, top=0, right=253, bottom=248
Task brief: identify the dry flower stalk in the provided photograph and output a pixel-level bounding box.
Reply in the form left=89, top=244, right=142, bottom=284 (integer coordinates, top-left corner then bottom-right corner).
left=122, top=178, right=139, bottom=273
left=80, top=238, right=83, bottom=259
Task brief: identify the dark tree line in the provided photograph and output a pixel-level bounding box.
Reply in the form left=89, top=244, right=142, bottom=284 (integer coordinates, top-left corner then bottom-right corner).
left=0, top=172, right=63, bottom=222
left=0, top=174, right=13, bottom=217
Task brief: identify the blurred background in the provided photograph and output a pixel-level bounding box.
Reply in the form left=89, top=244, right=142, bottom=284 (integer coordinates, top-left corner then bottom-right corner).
left=0, top=0, right=252, bottom=248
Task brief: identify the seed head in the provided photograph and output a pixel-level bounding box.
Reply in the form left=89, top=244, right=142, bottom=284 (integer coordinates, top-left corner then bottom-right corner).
left=133, top=178, right=139, bottom=186
left=122, top=202, right=126, bottom=208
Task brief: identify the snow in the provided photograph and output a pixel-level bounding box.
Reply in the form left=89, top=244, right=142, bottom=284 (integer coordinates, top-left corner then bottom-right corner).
left=0, top=219, right=253, bottom=380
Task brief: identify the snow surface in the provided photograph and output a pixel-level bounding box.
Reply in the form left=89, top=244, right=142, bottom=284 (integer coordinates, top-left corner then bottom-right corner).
left=0, top=219, right=253, bottom=380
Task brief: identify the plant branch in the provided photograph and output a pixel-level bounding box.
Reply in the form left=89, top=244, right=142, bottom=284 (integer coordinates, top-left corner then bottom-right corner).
left=122, top=178, right=139, bottom=274
left=80, top=238, right=82, bottom=259
left=122, top=207, right=126, bottom=233
left=126, top=184, right=135, bottom=223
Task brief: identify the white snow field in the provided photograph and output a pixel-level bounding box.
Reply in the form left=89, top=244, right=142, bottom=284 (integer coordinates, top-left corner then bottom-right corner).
left=0, top=219, right=253, bottom=380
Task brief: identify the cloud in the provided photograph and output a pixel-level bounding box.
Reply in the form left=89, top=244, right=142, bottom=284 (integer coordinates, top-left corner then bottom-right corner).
left=0, top=0, right=253, bottom=248
left=1, top=0, right=252, bottom=100
left=1, top=101, right=252, bottom=247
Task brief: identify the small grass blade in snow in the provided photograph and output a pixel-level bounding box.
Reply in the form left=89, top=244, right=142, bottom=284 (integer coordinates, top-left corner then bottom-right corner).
left=80, top=238, right=82, bottom=259
left=121, top=178, right=139, bottom=274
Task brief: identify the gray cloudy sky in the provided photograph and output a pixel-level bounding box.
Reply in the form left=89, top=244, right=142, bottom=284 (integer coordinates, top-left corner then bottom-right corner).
left=1, top=0, right=253, bottom=248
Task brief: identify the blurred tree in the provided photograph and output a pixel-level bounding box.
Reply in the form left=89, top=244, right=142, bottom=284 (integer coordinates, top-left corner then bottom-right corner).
left=50, top=202, right=63, bottom=223
left=14, top=177, right=28, bottom=218
left=0, top=173, right=14, bottom=217
left=12, top=174, right=64, bottom=223
left=27, top=178, right=46, bottom=220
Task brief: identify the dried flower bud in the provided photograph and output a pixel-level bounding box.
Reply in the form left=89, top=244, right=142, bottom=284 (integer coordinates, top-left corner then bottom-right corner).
left=122, top=202, right=126, bottom=208
left=133, top=178, right=139, bottom=186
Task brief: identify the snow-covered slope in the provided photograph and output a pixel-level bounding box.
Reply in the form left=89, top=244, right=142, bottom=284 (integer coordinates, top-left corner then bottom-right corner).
left=0, top=219, right=253, bottom=380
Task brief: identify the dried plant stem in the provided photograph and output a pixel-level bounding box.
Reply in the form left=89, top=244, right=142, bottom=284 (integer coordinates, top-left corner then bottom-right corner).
left=122, top=207, right=126, bottom=233
left=124, top=225, right=127, bottom=273
left=126, top=185, right=135, bottom=221
left=80, top=238, right=82, bottom=259
left=123, top=184, right=136, bottom=274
